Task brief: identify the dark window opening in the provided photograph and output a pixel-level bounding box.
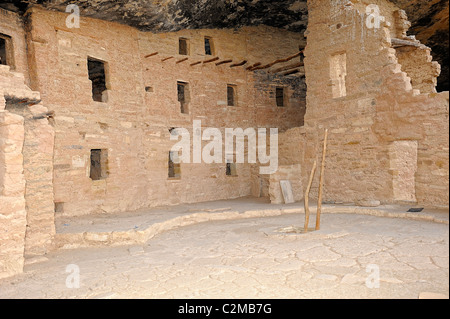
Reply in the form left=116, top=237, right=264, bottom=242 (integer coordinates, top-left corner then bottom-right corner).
left=0, top=34, right=12, bottom=67
left=227, top=85, right=236, bottom=106
left=88, top=58, right=108, bottom=102
left=168, top=151, right=181, bottom=179
left=54, top=202, right=64, bottom=213
left=90, top=149, right=108, bottom=181
left=226, top=162, right=237, bottom=177
left=179, top=38, right=189, bottom=55
left=177, top=81, right=189, bottom=114
left=205, top=37, right=213, bottom=56
left=276, top=87, right=285, bottom=107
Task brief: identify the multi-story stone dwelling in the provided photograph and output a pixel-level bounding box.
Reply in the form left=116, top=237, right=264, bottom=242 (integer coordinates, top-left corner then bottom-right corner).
left=0, top=0, right=448, bottom=280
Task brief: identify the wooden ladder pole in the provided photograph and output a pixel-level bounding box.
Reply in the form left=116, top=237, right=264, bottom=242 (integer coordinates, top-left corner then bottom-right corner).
left=316, top=129, right=328, bottom=231
left=304, top=160, right=317, bottom=233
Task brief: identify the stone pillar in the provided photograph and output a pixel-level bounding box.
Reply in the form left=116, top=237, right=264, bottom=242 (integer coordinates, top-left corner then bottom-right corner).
left=0, top=109, right=27, bottom=279
left=23, top=104, right=56, bottom=256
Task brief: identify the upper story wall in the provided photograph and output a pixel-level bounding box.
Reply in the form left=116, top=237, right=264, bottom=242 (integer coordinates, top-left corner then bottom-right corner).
left=24, top=6, right=306, bottom=131
left=302, top=0, right=448, bottom=207
left=21, top=6, right=307, bottom=216
left=0, top=8, right=30, bottom=86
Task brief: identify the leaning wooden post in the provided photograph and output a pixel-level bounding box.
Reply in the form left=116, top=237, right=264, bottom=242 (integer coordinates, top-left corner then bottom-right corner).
left=316, top=129, right=328, bottom=231
left=304, top=160, right=317, bottom=233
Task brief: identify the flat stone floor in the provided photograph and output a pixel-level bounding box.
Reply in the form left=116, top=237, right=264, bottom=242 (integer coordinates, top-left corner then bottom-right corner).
left=0, top=200, right=448, bottom=299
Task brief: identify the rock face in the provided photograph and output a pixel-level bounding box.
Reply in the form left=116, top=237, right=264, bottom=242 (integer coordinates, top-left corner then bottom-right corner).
left=1, top=0, right=447, bottom=90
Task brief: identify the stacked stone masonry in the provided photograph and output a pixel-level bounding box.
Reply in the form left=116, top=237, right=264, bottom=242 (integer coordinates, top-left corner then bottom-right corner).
left=0, top=0, right=449, bottom=280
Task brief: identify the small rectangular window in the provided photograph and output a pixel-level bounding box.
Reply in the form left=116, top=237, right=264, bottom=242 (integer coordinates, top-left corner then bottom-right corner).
left=226, top=162, right=237, bottom=177
left=54, top=202, right=64, bottom=214
left=168, top=151, right=181, bottom=179
left=0, top=34, right=13, bottom=67
left=177, top=81, right=189, bottom=114
left=88, top=57, right=108, bottom=102
left=179, top=38, right=189, bottom=55
left=227, top=85, right=236, bottom=106
left=276, top=87, right=285, bottom=107
left=205, top=37, right=214, bottom=56
left=90, top=149, right=108, bottom=181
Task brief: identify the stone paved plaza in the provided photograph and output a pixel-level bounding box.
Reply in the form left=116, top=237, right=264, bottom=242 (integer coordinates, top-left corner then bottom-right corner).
left=0, top=204, right=448, bottom=299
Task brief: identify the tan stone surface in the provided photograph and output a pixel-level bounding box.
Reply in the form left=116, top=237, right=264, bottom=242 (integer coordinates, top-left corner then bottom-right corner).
left=0, top=206, right=447, bottom=299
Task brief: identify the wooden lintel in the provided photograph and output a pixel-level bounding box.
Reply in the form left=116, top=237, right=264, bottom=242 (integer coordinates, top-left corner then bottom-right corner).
left=145, top=52, right=159, bottom=58
left=230, top=60, right=248, bottom=68
left=216, top=59, right=233, bottom=66
left=203, top=57, right=220, bottom=64
left=161, top=56, right=174, bottom=62
left=190, top=61, right=202, bottom=66
left=176, top=57, right=189, bottom=64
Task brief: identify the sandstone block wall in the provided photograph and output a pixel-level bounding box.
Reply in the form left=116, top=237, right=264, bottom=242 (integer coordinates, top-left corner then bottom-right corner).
left=298, top=0, right=449, bottom=207
left=0, top=8, right=30, bottom=85
left=1, top=60, right=55, bottom=280
left=0, top=64, right=27, bottom=279
left=24, top=7, right=306, bottom=217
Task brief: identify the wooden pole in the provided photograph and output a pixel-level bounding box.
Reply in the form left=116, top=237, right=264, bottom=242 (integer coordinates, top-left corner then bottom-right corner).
left=144, top=52, right=159, bottom=58
left=230, top=60, right=248, bottom=68
left=203, top=57, right=220, bottom=64
left=316, top=129, right=328, bottom=231
left=216, top=59, right=233, bottom=66
left=176, top=57, right=189, bottom=64
left=304, top=160, right=317, bottom=233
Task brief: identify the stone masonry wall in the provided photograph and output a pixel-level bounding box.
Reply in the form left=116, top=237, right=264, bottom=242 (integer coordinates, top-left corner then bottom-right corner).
left=0, top=59, right=55, bottom=262
left=25, top=7, right=306, bottom=217
left=300, top=0, right=449, bottom=207
left=0, top=91, right=26, bottom=279
left=0, top=8, right=30, bottom=85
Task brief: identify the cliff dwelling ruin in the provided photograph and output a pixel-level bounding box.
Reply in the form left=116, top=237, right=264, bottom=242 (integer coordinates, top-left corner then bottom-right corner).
left=0, top=0, right=448, bottom=299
